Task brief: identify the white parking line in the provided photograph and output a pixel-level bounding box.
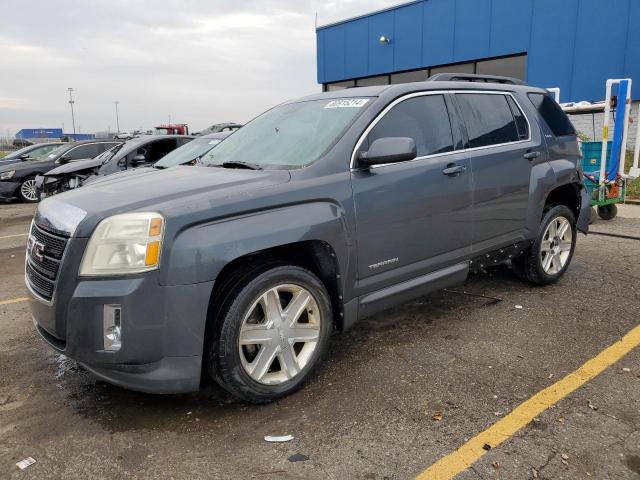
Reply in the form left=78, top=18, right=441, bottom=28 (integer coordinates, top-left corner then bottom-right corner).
left=0, top=233, right=28, bottom=240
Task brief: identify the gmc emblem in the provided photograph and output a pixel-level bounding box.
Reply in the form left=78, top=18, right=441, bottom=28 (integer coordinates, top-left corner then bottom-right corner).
left=27, top=235, right=45, bottom=262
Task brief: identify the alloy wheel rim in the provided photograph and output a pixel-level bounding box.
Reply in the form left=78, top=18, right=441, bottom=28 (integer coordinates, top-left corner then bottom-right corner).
left=238, top=283, right=321, bottom=385
left=21, top=179, right=38, bottom=201
left=540, top=216, right=572, bottom=275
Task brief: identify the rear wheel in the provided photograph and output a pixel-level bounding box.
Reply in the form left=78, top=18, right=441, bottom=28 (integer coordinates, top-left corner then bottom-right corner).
left=208, top=265, right=332, bottom=404
left=597, top=204, right=617, bottom=220
left=513, top=205, right=577, bottom=285
left=18, top=177, right=39, bottom=203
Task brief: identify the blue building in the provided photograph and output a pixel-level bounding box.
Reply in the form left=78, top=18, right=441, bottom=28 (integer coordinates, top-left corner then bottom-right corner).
left=16, top=128, right=63, bottom=139
left=316, top=0, right=640, bottom=102
left=16, top=128, right=95, bottom=141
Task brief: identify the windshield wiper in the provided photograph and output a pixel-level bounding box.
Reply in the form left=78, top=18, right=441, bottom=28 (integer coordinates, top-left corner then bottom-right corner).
left=219, top=161, right=263, bottom=170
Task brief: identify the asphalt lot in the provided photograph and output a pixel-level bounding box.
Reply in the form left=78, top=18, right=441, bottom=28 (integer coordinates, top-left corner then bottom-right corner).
left=1, top=202, right=639, bottom=479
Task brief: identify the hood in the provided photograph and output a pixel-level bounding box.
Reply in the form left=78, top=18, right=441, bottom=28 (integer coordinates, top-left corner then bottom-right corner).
left=0, top=157, right=22, bottom=167
left=37, top=166, right=291, bottom=236
left=43, top=157, right=99, bottom=176
left=0, top=158, right=52, bottom=174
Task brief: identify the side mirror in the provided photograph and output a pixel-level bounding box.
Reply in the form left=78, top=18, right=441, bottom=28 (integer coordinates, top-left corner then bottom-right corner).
left=132, top=154, right=146, bottom=165
left=357, top=137, right=417, bottom=167
left=58, top=155, right=72, bottom=164
left=19, top=153, right=30, bottom=161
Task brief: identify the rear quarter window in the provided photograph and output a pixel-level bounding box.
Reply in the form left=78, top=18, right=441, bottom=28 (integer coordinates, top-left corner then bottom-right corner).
left=528, top=93, right=576, bottom=137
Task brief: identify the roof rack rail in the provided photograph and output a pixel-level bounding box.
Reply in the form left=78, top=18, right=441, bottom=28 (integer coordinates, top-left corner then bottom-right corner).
left=427, top=73, right=526, bottom=86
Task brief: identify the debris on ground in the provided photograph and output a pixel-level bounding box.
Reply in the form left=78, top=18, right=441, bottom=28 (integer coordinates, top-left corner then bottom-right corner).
left=515, top=305, right=523, bottom=309
left=622, top=367, right=631, bottom=372
left=557, top=417, right=565, bottom=424
left=442, top=288, right=502, bottom=306
left=482, top=443, right=492, bottom=451
left=588, top=400, right=598, bottom=410
left=431, top=411, right=443, bottom=421
left=16, top=457, right=36, bottom=470
left=491, top=461, right=500, bottom=469
left=532, top=467, right=539, bottom=478
left=288, top=453, right=309, bottom=462
left=264, top=434, right=294, bottom=443
left=561, top=453, right=569, bottom=465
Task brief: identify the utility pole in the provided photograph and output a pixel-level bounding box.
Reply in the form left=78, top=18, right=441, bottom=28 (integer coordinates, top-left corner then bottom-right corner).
left=67, top=88, right=76, bottom=136
left=114, top=101, right=120, bottom=133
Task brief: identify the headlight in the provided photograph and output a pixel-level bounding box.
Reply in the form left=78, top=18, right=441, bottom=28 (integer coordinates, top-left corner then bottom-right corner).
left=0, top=170, right=15, bottom=180
left=79, top=212, right=164, bottom=276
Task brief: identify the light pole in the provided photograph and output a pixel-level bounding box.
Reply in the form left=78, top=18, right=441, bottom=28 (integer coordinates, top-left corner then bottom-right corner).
left=114, top=101, right=120, bottom=133
left=67, top=88, right=76, bottom=136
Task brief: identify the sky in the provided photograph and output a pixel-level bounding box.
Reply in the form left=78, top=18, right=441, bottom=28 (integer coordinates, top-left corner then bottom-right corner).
left=0, top=0, right=403, bottom=136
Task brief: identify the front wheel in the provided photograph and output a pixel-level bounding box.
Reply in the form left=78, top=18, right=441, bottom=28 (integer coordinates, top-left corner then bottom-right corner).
left=208, top=265, right=332, bottom=404
left=18, top=177, right=39, bottom=203
left=513, top=205, right=577, bottom=285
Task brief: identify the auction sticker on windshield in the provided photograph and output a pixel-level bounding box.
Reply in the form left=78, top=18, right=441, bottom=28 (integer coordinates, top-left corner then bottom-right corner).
left=324, top=99, right=369, bottom=109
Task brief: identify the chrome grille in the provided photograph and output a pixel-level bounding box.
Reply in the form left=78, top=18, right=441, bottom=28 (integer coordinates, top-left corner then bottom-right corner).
left=26, top=223, right=69, bottom=301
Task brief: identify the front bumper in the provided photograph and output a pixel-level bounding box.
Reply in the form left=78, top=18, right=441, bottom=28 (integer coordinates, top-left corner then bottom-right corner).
left=28, top=242, right=215, bottom=394
left=0, top=180, right=20, bottom=201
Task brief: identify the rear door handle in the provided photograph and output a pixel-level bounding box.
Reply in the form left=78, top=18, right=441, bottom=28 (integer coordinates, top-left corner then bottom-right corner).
left=442, top=164, right=466, bottom=176
left=523, top=151, right=541, bottom=160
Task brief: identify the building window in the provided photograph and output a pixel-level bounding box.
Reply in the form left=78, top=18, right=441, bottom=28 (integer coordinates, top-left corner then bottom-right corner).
left=429, top=62, right=475, bottom=76
left=390, top=69, right=430, bottom=84
left=325, top=80, right=356, bottom=91
left=475, top=55, right=526, bottom=80
left=356, top=75, right=389, bottom=87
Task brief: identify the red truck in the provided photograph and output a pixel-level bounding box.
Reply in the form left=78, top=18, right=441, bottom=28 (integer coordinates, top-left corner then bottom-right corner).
left=154, top=124, right=189, bottom=135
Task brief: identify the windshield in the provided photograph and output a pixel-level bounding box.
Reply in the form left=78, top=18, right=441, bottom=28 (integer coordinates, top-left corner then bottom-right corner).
left=155, top=138, right=221, bottom=168
left=199, top=98, right=371, bottom=169
left=99, top=144, right=125, bottom=165
left=3, top=145, right=35, bottom=160
left=154, top=128, right=171, bottom=135
left=46, top=144, right=72, bottom=160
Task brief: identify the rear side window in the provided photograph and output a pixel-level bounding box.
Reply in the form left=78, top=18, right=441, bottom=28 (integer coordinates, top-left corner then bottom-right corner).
left=456, top=93, right=519, bottom=148
left=528, top=93, right=576, bottom=137
left=68, top=144, right=101, bottom=160
left=365, top=94, right=454, bottom=157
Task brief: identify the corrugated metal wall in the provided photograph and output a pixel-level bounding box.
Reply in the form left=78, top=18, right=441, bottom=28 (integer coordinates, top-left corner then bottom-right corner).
left=316, top=0, right=640, bottom=102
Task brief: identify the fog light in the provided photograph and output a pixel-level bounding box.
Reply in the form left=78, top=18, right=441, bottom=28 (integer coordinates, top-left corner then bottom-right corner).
left=103, top=304, right=122, bottom=351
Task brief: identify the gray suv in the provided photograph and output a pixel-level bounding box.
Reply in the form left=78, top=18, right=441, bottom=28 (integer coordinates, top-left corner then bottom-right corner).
left=27, top=74, right=590, bottom=403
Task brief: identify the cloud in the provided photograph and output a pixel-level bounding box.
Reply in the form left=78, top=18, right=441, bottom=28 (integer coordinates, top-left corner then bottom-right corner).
left=0, top=0, right=401, bottom=135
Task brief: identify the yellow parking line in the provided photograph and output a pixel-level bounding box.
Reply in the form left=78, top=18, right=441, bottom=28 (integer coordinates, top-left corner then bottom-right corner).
left=0, top=297, right=29, bottom=306
left=0, top=233, right=28, bottom=240
left=416, top=323, right=640, bottom=480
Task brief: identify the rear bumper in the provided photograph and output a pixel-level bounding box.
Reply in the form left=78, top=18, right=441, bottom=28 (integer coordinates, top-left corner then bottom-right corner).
left=29, top=261, right=215, bottom=394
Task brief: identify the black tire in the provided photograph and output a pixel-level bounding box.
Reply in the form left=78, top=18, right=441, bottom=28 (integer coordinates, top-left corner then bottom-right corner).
left=207, top=265, right=332, bottom=404
left=17, top=176, right=39, bottom=203
left=512, top=205, right=577, bottom=285
left=597, top=204, right=618, bottom=220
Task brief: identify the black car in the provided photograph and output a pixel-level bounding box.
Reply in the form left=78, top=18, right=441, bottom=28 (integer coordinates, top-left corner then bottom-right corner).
left=0, top=140, right=121, bottom=202
left=38, top=135, right=194, bottom=198
left=0, top=143, right=63, bottom=168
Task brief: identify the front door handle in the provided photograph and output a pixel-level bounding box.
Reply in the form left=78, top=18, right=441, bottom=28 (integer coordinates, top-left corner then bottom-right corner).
left=442, top=164, right=466, bottom=176
left=523, top=151, right=541, bottom=160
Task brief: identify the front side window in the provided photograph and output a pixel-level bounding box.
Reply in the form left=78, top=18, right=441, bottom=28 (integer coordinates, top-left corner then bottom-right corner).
left=200, top=98, right=371, bottom=169
left=363, top=94, right=454, bottom=157
left=456, top=93, right=519, bottom=148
